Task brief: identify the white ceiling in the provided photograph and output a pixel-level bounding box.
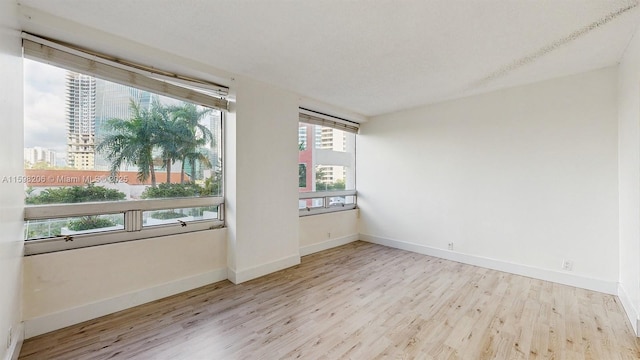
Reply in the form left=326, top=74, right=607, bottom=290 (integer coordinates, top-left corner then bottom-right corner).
left=16, top=0, right=640, bottom=117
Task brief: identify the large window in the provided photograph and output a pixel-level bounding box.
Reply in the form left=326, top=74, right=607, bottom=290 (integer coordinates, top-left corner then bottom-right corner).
left=298, top=109, right=357, bottom=215
left=22, top=35, right=227, bottom=254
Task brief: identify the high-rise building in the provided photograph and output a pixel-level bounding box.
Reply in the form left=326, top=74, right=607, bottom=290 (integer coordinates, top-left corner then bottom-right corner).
left=94, top=80, right=155, bottom=170
left=208, top=110, right=222, bottom=171
left=24, top=147, right=57, bottom=167
left=66, top=72, right=161, bottom=171
left=316, top=127, right=347, bottom=183
left=299, top=123, right=354, bottom=192
left=65, top=71, right=211, bottom=177
left=66, top=72, right=96, bottom=170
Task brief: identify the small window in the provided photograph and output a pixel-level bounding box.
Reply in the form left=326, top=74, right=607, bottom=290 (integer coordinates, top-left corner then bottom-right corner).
left=298, top=109, right=358, bottom=216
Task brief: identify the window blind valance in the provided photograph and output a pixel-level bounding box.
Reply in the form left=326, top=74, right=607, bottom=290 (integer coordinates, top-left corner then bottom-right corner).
left=22, top=33, right=229, bottom=111
left=299, top=108, right=360, bottom=134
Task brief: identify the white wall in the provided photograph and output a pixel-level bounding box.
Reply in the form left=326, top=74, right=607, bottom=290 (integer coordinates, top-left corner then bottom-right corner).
left=299, top=210, right=359, bottom=256
left=22, top=229, right=227, bottom=338
left=14, top=9, right=350, bottom=339
left=618, top=23, right=640, bottom=335
left=358, top=67, right=619, bottom=293
left=0, top=1, right=25, bottom=359
left=226, top=77, right=301, bottom=283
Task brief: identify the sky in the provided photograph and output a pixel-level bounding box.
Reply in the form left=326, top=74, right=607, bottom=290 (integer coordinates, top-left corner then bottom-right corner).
left=24, top=58, right=68, bottom=155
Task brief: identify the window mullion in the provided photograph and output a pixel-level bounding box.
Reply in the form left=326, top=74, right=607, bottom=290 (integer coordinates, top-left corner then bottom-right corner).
left=125, top=210, right=142, bottom=232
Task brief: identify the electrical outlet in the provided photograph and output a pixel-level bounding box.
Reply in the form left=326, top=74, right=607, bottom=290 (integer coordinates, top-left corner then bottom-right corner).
left=562, top=259, right=573, bottom=271
left=327, top=232, right=331, bottom=239
left=448, top=242, right=454, bottom=250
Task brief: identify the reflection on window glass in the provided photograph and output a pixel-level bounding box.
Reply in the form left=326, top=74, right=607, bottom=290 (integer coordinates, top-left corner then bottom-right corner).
left=24, top=59, right=222, bottom=205
left=298, top=126, right=307, bottom=150
left=297, top=195, right=356, bottom=210
left=298, top=164, right=307, bottom=188
left=143, top=206, right=219, bottom=227
left=299, top=198, right=324, bottom=210
left=331, top=195, right=356, bottom=206
left=298, top=123, right=355, bottom=192
left=315, top=165, right=346, bottom=191
left=24, top=214, right=124, bottom=240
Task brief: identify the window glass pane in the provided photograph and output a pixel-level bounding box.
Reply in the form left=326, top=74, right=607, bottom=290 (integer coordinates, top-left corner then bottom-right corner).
left=298, top=123, right=355, bottom=193
left=24, top=59, right=222, bottom=205
left=143, top=205, right=219, bottom=227
left=298, top=164, right=307, bottom=188
left=24, top=214, right=124, bottom=240
left=298, top=194, right=356, bottom=210
left=299, top=198, right=325, bottom=210
left=298, top=126, right=307, bottom=150
left=330, top=195, right=356, bottom=207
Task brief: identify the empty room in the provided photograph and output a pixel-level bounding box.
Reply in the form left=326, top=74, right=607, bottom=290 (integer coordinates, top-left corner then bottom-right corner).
left=2, top=0, right=640, bottom=359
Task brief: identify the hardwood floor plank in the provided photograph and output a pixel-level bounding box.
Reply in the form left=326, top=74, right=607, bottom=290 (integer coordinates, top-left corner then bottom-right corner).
left=20, top=241, right=640, bottom=359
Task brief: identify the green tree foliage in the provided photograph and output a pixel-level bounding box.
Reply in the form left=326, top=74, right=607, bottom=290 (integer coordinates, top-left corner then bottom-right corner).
left=153, top=104, right=183, bottom=184
left=97, top=101, right=214, bottom=187
left=67, top=216, right=116, bottom=231
left=96, top=100, right=160, bottom=186
left=149, top=211, right=186, bottom=220
left=299, top=164, right=307, bottom=187
left=313, top=166, right=346, bottom=191
left=27, top=161, right=53, bottom=169
left=167, top=103, right=214, bottom=183
left=315, top=179, right=346, bottom=191
left=201, top=170, right=222, bottom=196
left=140, top=171, right=221, bottom=199
left=140, top=182, right=203, bottom=199
left=25, top=184, right=126, bottom=204
left=24, top=161, right=74, bottom=170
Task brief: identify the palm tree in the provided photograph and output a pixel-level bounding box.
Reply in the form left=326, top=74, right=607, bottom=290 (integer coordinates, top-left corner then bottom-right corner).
left=96, top=100, right=159, bottom=187
left=154, top=105, right=190, bottom=184
left=181, top=148, right=212, bottom=183
left=168, top=103, right=214, bottom=182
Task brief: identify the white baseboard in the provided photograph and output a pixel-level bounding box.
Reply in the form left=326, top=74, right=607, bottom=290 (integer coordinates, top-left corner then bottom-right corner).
left=618, top=283, right=640, bottom=336
left=300, top=234, right=359, bottom=256
left=5, top=322, right=23, bottom=360
left=23, top=268, right=227, bottom=339
left=228, top=254, right=300, bottom=284
left=360, top=234, right=618, bottom=295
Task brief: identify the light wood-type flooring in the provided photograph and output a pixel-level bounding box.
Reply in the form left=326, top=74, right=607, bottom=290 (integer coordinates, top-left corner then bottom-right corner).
left=19, top=241, right=640, bottom=359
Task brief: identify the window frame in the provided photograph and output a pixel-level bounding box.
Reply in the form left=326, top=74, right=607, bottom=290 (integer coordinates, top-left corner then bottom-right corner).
left=22, top=34, right=227, bottom=255
left=298, top=109, right=359, bottom=217
left=24, top=197, right=224, bottom=255
left=299, top=189, right=357, bottom=217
